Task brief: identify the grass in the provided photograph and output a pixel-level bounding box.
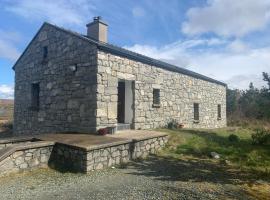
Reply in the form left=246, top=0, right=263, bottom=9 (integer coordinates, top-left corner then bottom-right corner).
left=158, top=127, right=270, bottom=177
left=158, top=127, right=270, bottom=199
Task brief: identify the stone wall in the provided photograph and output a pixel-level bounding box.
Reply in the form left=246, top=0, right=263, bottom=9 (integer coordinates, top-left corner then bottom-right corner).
left=14, top=24, right=98, bottom=135
left=0, top=134, right=168, bottom=176
left=0, top=144, right=53, bottom=176
left=96, top=50, right=226, bottom=130
left=14, top=22, right=226, bottom=135
left=50, top=135, right=168, bottom=173
left=0, top=137, right=37, bottom=150
left=49, top=144, right=86, bottom=172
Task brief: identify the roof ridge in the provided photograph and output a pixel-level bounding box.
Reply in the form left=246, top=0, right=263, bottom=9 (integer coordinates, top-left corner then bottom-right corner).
left=13, top=22, right=226, bottom=86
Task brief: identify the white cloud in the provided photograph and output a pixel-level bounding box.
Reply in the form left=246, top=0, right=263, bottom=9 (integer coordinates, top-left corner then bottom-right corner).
left=0, top=85, right=14, bottom=99
left=225, top=74, right=266, bottom=90
left=4, top=0, right=95, bottom=26
left=125, top=39, right=270, bottom=90
left=182, top=0, right=270, bottom=37
left=0, top=30, right=21, bottom=61
left=124, top=38, right=226, bottom=67
left=227, top=40, right=249, bottom=53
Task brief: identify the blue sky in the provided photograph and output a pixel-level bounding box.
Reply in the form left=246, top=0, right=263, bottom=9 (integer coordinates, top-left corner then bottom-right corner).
left=1, top=0, right=270, bottom=99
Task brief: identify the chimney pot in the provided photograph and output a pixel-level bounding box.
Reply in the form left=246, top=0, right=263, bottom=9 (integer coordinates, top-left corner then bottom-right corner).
left=86, top=16, right=108, bottom=43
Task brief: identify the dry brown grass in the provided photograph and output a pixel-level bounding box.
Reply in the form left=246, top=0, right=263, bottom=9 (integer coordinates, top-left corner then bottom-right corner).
left=228, top=117, right=270, bottom=130
left=243, top=183, right=270, bottom=200
left=0, top=99, right=14, bottom=121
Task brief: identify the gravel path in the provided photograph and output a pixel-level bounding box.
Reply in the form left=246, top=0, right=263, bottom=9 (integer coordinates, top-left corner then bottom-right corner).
left=0, top=156, right=253, bottom=200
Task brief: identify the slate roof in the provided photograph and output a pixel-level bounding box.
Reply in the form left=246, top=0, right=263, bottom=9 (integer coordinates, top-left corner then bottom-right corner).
left=13, top=22, right=227, bottom=87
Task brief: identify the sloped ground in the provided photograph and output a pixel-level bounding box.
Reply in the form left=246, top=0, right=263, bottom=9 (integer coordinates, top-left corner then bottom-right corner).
left=0, top=128, right=269, bottom=200
left=0, top=155, right=258, bottom=200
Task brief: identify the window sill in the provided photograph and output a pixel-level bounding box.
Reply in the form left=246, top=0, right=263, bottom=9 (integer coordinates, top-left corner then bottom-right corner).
left=152, top=104, right=161, bottom=108
left=193, top=120, right=200, bottom=124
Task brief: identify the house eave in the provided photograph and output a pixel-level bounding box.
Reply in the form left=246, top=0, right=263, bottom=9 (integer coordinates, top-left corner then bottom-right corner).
left=96, top=43, right=227, bottom=87
left=13, top=22, right=227, bottom=87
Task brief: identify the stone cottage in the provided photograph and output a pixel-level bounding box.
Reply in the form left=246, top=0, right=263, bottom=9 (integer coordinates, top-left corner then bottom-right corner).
left=13, top=17, right=226, bottom=135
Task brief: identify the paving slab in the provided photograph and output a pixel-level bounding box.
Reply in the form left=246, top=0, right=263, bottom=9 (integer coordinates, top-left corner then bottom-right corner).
left=36, top=130, right=168, bottom=150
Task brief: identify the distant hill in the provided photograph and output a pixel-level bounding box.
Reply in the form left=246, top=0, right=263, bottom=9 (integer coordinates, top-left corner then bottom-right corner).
left=0, top=99, right=14, bottom=104
left=0, top=99, right=14, bottom=120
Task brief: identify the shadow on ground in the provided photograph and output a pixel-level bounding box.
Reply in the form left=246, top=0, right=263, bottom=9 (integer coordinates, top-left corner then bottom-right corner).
left=125, top=155, right=267, bottom=185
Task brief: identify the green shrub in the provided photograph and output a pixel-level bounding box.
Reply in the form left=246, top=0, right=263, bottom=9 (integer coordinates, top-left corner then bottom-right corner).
left=251, top=128, right=270, bottom=145
left=228, top=134, right=239, bottom=142
left=167, top=119, right=179, bottom=130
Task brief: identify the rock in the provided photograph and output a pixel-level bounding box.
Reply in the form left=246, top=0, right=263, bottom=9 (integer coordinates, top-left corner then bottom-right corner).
left=220, top=159, right=230, bottom=165
left=210, top=152, right=220, bottom=159
left=13, top=151, right=24, bottom=159
left=46, top=82, right=53, bottom=90
left=67, top=99, right=79, bottom=109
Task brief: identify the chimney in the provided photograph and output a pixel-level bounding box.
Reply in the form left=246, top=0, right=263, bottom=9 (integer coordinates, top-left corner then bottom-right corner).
left=86, top=16, right=108, bottom=43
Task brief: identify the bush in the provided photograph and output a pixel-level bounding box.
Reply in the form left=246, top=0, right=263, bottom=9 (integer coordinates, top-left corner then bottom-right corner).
left=228, top=134, right=239, bottom=142
left=0, top=121, right=13, bottom=130
left=167, top=119, right=179, bottom=130
left=251, top=128, right=270, bottom=145
left=97, top=128, right=108, bottom=136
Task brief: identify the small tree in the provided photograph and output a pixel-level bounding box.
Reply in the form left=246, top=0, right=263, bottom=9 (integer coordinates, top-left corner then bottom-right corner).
left=262, top=72, right=270, bottom=90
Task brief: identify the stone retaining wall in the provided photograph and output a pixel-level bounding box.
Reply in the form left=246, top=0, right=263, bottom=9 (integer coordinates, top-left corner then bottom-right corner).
left=50, top=135, right=168, bottom=173
left=0, top=143, right=53, bottom=176
left=49, top=144, right=86, bottom=172
left=0, top=137, right=37, bottom=150
left=0, top=134, right=168, bottom=176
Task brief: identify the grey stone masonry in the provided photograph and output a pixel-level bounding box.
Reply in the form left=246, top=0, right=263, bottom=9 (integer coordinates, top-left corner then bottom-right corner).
left=0, top=134, right=168, bottom=176
left=96, top=51, right=226, bottom=130
left=0, top=143, right=53, bottom=176
left=13, top=22, right=226, bottom=135
left=14, top=23, right=98, bottom=135
left=50, top=135, right=168, bottom=173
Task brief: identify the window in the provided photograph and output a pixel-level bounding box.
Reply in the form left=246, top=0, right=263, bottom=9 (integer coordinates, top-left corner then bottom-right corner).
left=217, top=104, right=221, bottom=120
left=31, top=83, right=40, bottom=111
left=43, top=46, right=48, bottom=60
left=153, top=89, right=160, bottom=107
left=194, top=103, right=199, bottom=122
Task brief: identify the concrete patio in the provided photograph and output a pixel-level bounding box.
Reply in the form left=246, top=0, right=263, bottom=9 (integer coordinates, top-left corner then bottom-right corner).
left=0, top=130, right=168, bottom=175
left=36, top=130, right=167, bottom=150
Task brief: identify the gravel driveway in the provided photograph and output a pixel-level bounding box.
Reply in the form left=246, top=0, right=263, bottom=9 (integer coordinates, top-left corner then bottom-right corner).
left=0, top=156, right=253, bottom=200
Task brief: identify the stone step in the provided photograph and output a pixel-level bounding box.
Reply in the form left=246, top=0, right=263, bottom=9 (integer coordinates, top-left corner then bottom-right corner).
left=0, top=146, right=15, bottom=163
left=117, top=123, right=131, bottom=131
